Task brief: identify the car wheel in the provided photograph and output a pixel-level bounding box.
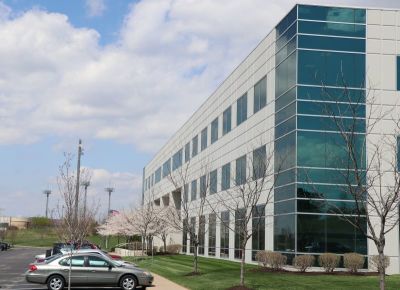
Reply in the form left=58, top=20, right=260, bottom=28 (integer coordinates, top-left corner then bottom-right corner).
left=120, top=275, right=137, bottom=290
left=47, top=275, right=65, bottom=290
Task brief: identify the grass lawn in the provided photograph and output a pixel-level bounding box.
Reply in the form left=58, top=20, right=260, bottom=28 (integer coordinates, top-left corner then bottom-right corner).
left=129, top=254, right=400, bottom=290
left=9, top=228, right=120, bottom=250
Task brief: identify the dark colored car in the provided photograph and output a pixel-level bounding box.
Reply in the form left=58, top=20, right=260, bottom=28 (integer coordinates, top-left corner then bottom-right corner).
left=0, top=241, right=11, bottom=251
left=25, top=252, right=154, bottom=290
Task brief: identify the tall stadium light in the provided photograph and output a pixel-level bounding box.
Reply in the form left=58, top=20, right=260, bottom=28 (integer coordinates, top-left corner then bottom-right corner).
left=43, top=190, right=52, bottom=218
left=105, top=187, right=115, bottom=216
left=81, top=181, right=90, bottom=217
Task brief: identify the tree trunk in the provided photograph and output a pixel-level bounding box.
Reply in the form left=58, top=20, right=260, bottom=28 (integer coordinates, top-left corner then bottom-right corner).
left=378, top=247, right=386, bottom=290
left=163, top=236, right=167, bottom=253
left=193, top=244, right=199, bottom=273
left=240, top=247, right=245, bottom=286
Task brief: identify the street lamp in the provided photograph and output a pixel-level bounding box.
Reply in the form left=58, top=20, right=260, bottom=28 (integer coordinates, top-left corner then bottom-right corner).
left=104, top=187, right=115, bottom=216
left=43, top=190, right=51, bottom=218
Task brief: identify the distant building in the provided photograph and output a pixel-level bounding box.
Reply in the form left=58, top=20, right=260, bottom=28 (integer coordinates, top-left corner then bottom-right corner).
left=0, top=216, right=29, bottom=229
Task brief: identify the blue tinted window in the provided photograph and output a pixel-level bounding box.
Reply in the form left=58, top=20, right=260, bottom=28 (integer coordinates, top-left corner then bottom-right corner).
left=276, top=51, right=296, bottom=97
left=297, top=101, right=365, bottom=118
left=155, top=167, right=161, bottom=183
left=235, top=155, right=246, bottom=186
left=223, top=106, right=232, bottom=135
left=276, top=102, right=296, bottom=124
left=237, top=93, right=248, bottom=126
left=298, top=35, right=365, bottom=52
left=276, top=6, right=297, bottom=38
left=162, top=159, right=171, bottom=178
left=297, top=199, right=364, bottom=215
left=222, top=163, right=231, bottom=190
left=274, top=184, right=296, bottom=201
left=298, top=5, right=366, bottom=24
left=276, top=86, right=296, bottom=111
left=211, top=117, right=218, bottom=144
left=397, top=56, right=400, bottom=91
left=201, top=127, right=208, bottom=151
left=276, top=22, right=297, bottom=51
left=254, top=76, right=267, bottom=113
left=275, top=168, right=295, bottom=187
left=275, top=200, right=295, bottom=215
left=276, top=36, right=297, bottom=65
left=298, top=50, right=365, bottom=88
left=297, top=86, right=365, bottom=103
left=297, top=168, right=365, bottom=185
left=298, top=20, right=365, bottom=38
left=274, top=214, right=295, bottom=252
left=297, top=115, right=365, bottom=132
left=192, top=135, right=198, bottom=157
left=297, top=183, right=360, bottom=200
left=275, top=131, right=295, bottom=171
left=172, top=149, right=182, bottom=171
left=275, top=116, right=296, bottom=138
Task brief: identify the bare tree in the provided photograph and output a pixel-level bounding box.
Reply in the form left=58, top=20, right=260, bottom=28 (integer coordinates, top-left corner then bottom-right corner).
left=304, top=84, right=400, bottom=290
left=53, top=153, right=98, bottom=290
left=166, top=156, right=210, bottom=274
left=208, top=143, right=278, bottom=287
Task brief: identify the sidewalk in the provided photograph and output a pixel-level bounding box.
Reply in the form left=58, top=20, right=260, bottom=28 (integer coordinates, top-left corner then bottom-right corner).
left=152, top=273, right=188, bottom=290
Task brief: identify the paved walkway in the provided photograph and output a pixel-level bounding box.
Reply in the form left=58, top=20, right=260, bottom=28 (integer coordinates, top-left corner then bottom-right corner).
left=152, top=273, right=188, bottom=290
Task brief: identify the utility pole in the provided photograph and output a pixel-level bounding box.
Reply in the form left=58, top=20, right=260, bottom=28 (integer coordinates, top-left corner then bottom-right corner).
left=43, top=190, right=51, bottom=218
left=74, top=139, right=83, bottom=227
left=81, top=181, right=90, bottom=218
left=104, top=187, right=114, bottom=249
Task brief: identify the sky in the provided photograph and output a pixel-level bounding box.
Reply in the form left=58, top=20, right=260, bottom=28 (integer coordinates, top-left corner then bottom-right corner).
left=1, top=0, right=400, bottom=218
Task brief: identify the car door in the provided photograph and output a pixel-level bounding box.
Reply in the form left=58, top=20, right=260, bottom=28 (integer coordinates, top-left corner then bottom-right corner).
left=85, top=255, right=119, bottom=286
left=58, top=255, right=87, bottom=285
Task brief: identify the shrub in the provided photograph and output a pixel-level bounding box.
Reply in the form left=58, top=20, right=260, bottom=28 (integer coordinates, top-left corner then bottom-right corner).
left=254, top=251, right=287, bottom=270
left=319, top=253, right=340, bottom=272
left=370, top=255, right=390, bottom=271
left=166, top=244, right=182, bottom=254
left=293, top=255, right=315, bottom=272
left=255, top=251, right=268, bottom=267
left=343, top=253, right=364, bottom=273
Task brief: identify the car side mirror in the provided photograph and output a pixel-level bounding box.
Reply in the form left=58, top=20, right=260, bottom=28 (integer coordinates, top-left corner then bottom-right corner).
left=108, top=264, right=113, bottom=270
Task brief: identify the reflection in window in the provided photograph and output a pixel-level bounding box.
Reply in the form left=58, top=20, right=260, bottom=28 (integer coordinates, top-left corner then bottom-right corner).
left=298, top=20, right=366, bottom=38
left=252, top=205, right=265, bottom=260
left=220, top=211, right=230, bottom=258
left=254, top=76, right=267, bottom=114
left=198, top=216, right=205, bottom=255
left=185, top=142, right=190, bottom=163
left=274, top=214, right=295, bottom=252
left=201, top=127, right=208, bottom=151
left=223, top=106, right=232, bottom=135
left=236, top=155, right=246, bottom=186
left=155, top=167, right=161, bottom=183
left=210, top=169, right=218, bottom=194
left=191, top=179, right=197, bottom=201
left=211, top=117, right=218, bottom=144
left=237, top=93, right=248, bottom=126
left=222, top=163, right=231, bottom=190
left=253, top=145, right=266, bottom=180
left=234, top=208, right=246, bottom=259
left=208, top=214, right=217, bottom=256
left=298, top=5, right=366, bottom=24
left=192, top=135, right=198, bottom=157
left=162, top=159, right=171, bottom=178
left=172, top=149, right=182, bottom=171
left=200, top=175, right=207, bottom=198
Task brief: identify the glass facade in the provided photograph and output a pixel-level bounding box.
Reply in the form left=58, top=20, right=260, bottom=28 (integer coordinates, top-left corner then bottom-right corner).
left=273, top=4, right=367, bottom=256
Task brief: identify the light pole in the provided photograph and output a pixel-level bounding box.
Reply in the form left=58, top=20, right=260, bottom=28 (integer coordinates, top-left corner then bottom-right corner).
left=104, top=187, right=114, bottom=249
left=81, top=181, right=90, bottom=217
left=43, top=190, right=51, bottom=218
left=74, top=139, right=83, bottom=226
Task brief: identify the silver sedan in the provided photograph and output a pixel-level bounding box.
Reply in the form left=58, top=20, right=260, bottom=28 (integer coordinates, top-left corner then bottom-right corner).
left=25, top=252, right=153, bottom=290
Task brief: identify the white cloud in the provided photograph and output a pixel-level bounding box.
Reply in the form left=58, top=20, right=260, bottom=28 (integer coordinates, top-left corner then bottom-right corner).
left=0, top=0, right=400, bottom=154
left=85, top=0, right=106, bottom=17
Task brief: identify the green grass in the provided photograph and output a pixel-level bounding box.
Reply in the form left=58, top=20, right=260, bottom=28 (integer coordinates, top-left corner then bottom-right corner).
left=128, top=255, right=400, bottom=290
left=9, top=228, right=120, bottom=250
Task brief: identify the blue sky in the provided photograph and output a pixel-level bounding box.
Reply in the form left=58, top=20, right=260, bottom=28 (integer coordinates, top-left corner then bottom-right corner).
left=1, top=0, right=399, bottom=218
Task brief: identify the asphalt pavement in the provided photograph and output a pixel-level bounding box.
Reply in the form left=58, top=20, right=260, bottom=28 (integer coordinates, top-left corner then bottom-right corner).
left=0, top=246, right=186, bottom=290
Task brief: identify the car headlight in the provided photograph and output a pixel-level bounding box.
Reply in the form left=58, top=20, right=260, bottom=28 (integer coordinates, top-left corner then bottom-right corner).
left=143, top=271, right=152, bottom=276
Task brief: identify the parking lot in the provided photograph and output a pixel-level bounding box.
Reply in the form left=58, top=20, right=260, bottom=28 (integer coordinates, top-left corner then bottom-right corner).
left=0, top=247, right=185, bottom=290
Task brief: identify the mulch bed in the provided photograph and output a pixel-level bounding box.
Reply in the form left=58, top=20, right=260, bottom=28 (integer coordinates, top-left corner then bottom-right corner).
left=226, top=286, right=253, bottom=290
left=250, top=267, right=379, bottom=276
left=184, top=271, right=203, bottom=276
